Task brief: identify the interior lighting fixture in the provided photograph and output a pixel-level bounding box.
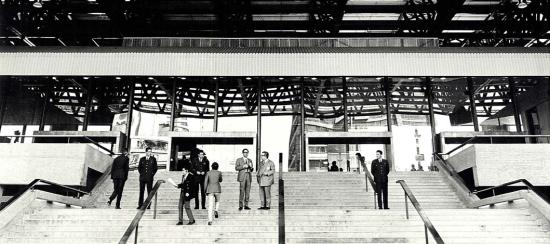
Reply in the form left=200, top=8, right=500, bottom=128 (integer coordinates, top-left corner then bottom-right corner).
left=115, top=77, right=121, bottom=80
left=517, top=0, right=530, bottom=9
left=278, top=77, right=284, bottom=80
left=32, top=0, right=42, bottom=8
left=311, top=77, right=318, bottom=80
left=180, top=77, right=186, bottom=80
left=245, top=77, right=252, bottom=80
left=83, top=77, right=89, bottom=80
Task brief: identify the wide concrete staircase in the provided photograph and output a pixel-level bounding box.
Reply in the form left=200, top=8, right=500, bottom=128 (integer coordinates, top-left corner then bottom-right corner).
left=284, top=171, right=550, bottom=243
left=0, top=171, right=279, bottom=243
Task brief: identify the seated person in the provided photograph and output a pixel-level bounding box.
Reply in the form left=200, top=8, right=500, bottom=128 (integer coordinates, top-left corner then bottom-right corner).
left=329, top=161, right=339, bottom=172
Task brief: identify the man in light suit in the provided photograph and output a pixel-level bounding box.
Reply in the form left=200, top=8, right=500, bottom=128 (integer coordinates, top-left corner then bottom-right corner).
left=235, top=148, right=253, bottom=210
left=371, top=150, right=390, bottom=209
left=137, top=147, right=158, bottom=209
left=257, top=151, right=275, bottom=210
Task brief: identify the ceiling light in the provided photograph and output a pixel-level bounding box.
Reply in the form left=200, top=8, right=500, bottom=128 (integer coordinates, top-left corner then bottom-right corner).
left=245, top=77, right=252, bottom=80
left=311, top=77, right=317, bottom=80
left=441, top=77, right=446, bottom=80
left=180, top=77, right=186, bottom=80
left=83, top=77, right=89, bottom=80
left=376, top=77, right=382, bottom=80
left=213, top=77, right=218, bottom=80
left=115, top=77, right=121, bottom=80
left=408, top=77, right=415, bottom=80
left=278, top=77, right=284, bottom=80
left=32, top=0, right=42, bottom=8
left=148, top=77, right=154, bottom=80
left=517, top=0, right=530, bottom=9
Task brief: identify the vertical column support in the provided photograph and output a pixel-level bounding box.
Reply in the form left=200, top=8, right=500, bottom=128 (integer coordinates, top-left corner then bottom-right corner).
left=125, top=81, right=135, bottom=149
left=0, top=78, right=8, bottom=133
left=38, top=86, right=51, bottom=131
left=169, top=80, right=177, bottom=131
left=508, top=77, right=522, bottom=132
left=300, top=78, right=306, bottom=172
left=384, top=77, right=393, bottom=132
left=82, top=80, right=93, bottom=131
left=256, top=78, right=262, bottom=170
left=467, top=77, right=480, bottom=132
left=213, top=79, right=219, bottom=132
left=343, top=77, right=348, bottom=132
left=425, top=77, right=438, bottom=158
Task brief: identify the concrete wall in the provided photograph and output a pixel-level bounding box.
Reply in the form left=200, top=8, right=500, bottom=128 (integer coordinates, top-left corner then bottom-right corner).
left=447, top=144, right=550, bottom=186
left=0, top=144, right=112, bottom=185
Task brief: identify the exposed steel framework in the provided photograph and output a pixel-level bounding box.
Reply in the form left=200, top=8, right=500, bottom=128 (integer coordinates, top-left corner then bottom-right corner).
left=1, top=0, right=549, bottom=47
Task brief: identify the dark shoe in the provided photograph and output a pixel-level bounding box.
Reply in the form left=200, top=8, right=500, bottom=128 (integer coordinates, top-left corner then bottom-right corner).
left=187, top=221, right=195, bottom=225
left=258, top=207, right=266, bottom=210
left=244, top=206, right=251, bottom=210
left=238, top=207, right=243, bottom=211
left=176, top=222, right=183, bottom=225
left=107, top=200, right=112, bottom=206
left=214, top=211, right=219, bottom=218
left=115, top=206, right=121, bottom=209
left=384, top=208, right=390, bottom=210
left=147, top=206, right=151, bottom=210
left=194, top=206, right=199, bottom=209
left=202, top=207, right=206, bottom=209
left=265, top=207, right=270, bottom=210
left=137, top=206, right=142, bottom=209
left=208, top=221, right=212, bottom=225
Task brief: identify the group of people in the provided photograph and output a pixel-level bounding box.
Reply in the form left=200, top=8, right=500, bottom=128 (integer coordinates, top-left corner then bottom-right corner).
left=106, top=147, right=276, bottom=226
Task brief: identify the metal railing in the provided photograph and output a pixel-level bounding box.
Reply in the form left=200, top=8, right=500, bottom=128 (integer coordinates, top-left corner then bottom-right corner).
left=0, top=179, right=90, bottom=211
left=472, top=179, right=550, bottom=206
left=119, top=180, right=165, bottom=244
left=364, top=170, right=378, bottom=208
left=278, top=153, right=285, bottom=244
left=0, top=134, right=117, bottom=156
left=440, top=135, right=550, bottom=157
left=396, top=180, right=445, bottom=244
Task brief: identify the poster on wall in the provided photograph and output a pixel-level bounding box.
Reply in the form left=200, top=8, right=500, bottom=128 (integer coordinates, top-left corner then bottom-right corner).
left=129, top=137, right=170, bottom=170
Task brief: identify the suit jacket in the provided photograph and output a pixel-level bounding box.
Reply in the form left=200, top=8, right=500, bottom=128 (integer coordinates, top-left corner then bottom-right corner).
left=371, top=159, right=390, bottom=183
left=235, top=157, right=254, bottom=182
left=190, top=156, right=210, bottom=176
left=178, top=174, right=196, bottom=201
left=176, top=158, right=190, bottom=171
left=111, top=155, right=129, bottom=180
left=138, top=156, right=158, bottom=182
left=204, top=170, right=223, bottom=193
left=257, top=159, right=275, bottom=187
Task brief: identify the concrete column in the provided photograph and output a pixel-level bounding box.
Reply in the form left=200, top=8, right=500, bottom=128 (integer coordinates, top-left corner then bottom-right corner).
left=467, top=77, right=480, bottom=131
left=169, top=80, right=177, bottom=131
left=300, top=78, right=306, bottom=172
left=343, top=77, right=348, bottom=132
left=0, top=78, right=8, bottom=133
left=213, top=79, right=219, bottom=132
left=82, top=80, right=93, bottom=131
left=38, top=88, right=50, bottom=131
left=125, top=81, right=135, bottom=149
left=508, top=77, right=522, bottom=132
left=425, top=77, right=438, bottom=158
left=256, top=78, right=262, bottom=170
left=384, top=77, right=393, bottom=132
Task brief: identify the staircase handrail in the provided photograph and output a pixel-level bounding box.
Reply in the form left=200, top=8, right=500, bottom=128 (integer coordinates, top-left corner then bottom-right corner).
left=0, top=179, right=90, bottom=211
left=471, top=179, right=550, bottom=206
left=440, top=135, right=550, bottom=157
left=364, top=170, right=378, bottom=208
left=119, top=180, right=165, bottom=244
left=396, top=180, right=445, bottom=244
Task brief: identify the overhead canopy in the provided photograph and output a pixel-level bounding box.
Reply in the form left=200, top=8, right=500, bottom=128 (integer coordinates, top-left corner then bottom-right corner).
left=1, top=47, right=549, bottom=76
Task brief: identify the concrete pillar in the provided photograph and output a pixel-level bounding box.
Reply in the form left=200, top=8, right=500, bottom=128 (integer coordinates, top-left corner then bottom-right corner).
left=467, top=77, right=480, bottom=132
left=384, top=77, right=393, bottom=132
left=425, top=77, right=438, bottom=159
left=0, top=78, right=8, bottom=133
left=343, top=77, right=348, bottom=132
left=256, top=78, right=262, bottom=170
left=125, top=81, right=135, bottom=149
left=82, top=80, right=93, bottom=131
left=300, top=78, right=306, bottom=172
left=508, top=77, right=522, bottom=132
left=213, top=79, right=219, bottom=132
left=38, top=88, right=50, bottom=131
left=169, top=80, right=177, bottom=131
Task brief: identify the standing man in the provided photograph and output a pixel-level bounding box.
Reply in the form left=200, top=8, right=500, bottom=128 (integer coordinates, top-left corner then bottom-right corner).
left=204, top=162, right=223, bottom=225
left=108, top=148, right=129, bottom=209
left=371, top=150, right=390, bottom=209
left=191, top=150, right=209, bottom=209
left=257, top=151, right=275, bottom=210
left=137, top=147, right=158, bottom=209
left=177, top=164, right=196, bottom=225
left=235, top=148, right=253, bottom=210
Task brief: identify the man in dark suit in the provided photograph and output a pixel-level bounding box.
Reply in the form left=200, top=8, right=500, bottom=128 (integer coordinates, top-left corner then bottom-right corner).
left=371, top=150, right=390, bottom=209
left=235, top=148, right=253, bottom=210
left=177, top=163, right=196, bottom=225
left=137, top=147, right=158, bottom=209
left=108, top=148, right=129, bottom=209
left=190, top=150, right=209, bottom=209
